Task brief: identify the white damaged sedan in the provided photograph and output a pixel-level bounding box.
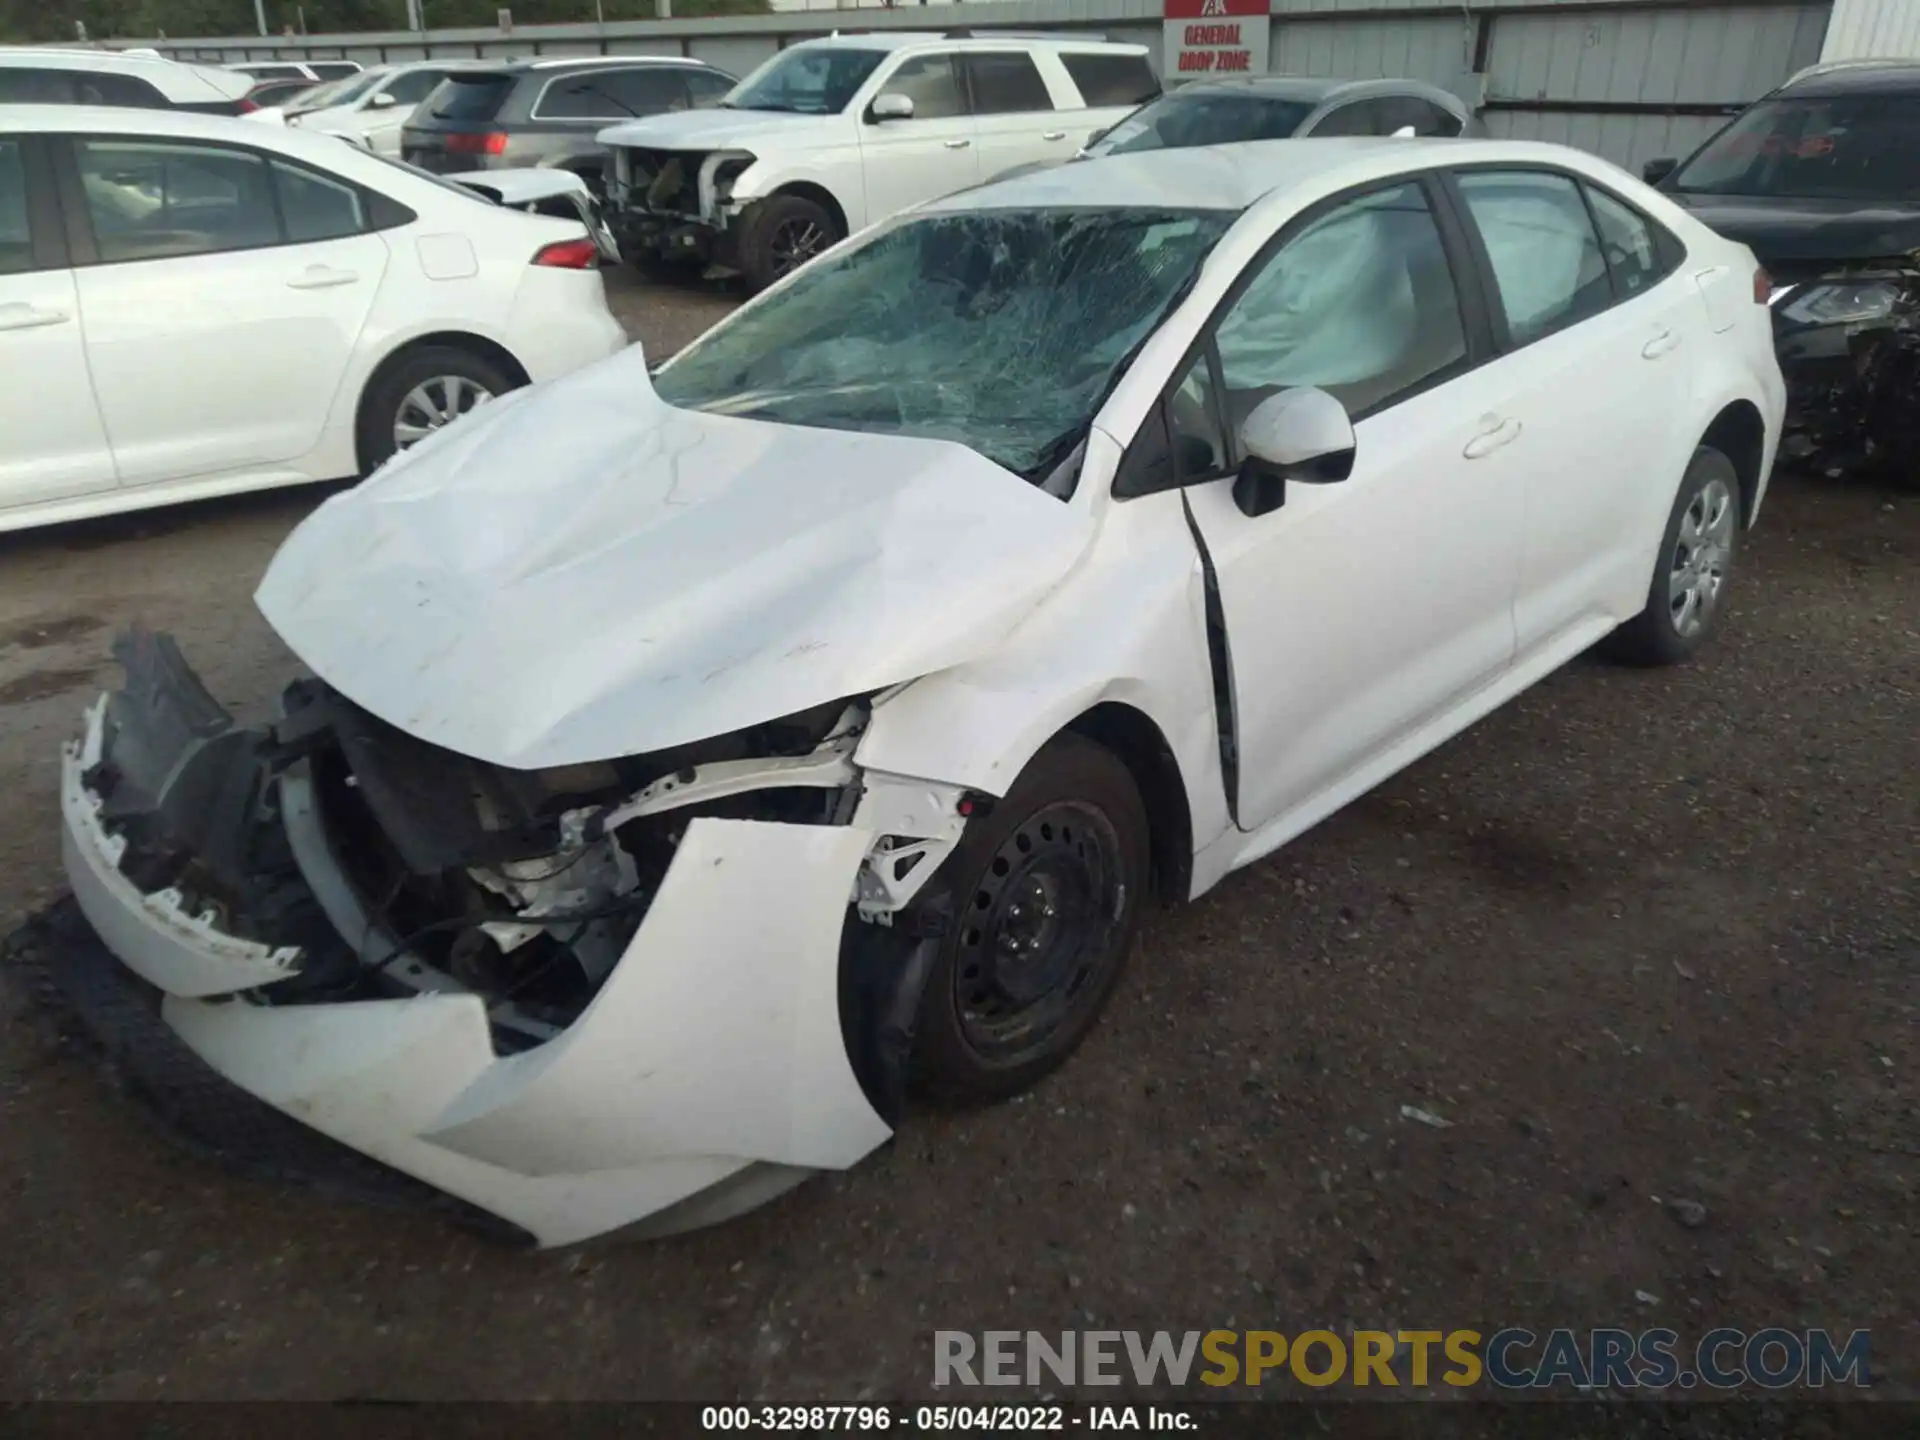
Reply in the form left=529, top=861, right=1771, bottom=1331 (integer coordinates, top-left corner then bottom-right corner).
left=44, top=138, right=1784, bottom=1247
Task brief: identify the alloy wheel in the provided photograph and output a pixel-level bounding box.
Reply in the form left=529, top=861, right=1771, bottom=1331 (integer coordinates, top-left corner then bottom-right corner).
left=393, top=374, right=493, bottom=451
left=769, top=217, right=829, bottom=276
left=1667, top=475, right=1736, bottom=638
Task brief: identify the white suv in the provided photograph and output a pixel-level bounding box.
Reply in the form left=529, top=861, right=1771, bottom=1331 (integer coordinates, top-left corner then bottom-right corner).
left=598, top=32, right=1159, bottom=291
left=0, top=47, right=256, bottom=115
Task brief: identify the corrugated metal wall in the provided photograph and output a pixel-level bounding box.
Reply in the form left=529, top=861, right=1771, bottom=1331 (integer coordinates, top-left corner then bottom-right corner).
left=146, top=0, right=1839, bottom=172
left=1821, top=0, right=1920, bottom=59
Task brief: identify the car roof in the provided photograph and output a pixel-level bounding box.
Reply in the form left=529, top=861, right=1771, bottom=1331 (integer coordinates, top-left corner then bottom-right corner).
left=0, top=102, right=406, bottom=161
left=1779, top=58, right=1920, bottom=97
left=0, top=46, right=251, bottom=99
left=790, top=32, right=1148, bottom=55
left=927, top=136, right=1602, bottom=216
left=1167, top=74, right=1469, bottom=111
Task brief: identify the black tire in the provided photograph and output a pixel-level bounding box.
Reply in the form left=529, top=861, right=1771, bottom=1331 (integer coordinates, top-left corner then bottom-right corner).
left=356, top=344, right=518, bottom=477
left=1602, top=446, right=1743, bottom=666
left=738, top=192, right=840, bottom=293
left=911, top=733, right=1149, bottom=1103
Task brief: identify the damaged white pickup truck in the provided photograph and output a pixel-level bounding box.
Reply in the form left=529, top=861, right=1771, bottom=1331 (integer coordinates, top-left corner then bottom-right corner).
left=32, top=139, right=1782, bottom=1247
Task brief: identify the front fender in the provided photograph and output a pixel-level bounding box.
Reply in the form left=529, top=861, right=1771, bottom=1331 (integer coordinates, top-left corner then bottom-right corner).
left=854, top=482, right=1232, bottom=898
left=728, top=151, right=863, bottom=230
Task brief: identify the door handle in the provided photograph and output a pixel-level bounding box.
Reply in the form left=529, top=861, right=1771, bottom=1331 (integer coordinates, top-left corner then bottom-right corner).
left=1042, top=130, right=1067, bottom=141
left=1462, top=415, right=1523, bottom=460
left=287, top=266, right=359, bottom=290
left=0, top=302, right=70, bottom=332
left=942, top=138, right=972, bottom=149
left=1641, top=327, right=1681, bottom=359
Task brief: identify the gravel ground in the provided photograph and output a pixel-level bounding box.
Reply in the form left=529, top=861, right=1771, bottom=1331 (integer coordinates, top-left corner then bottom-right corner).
left=0, top=272, right=1914, bottom=1403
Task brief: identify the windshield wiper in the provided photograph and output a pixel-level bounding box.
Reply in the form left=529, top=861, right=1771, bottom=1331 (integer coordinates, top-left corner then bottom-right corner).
left=580, top=84, right=639, bottom=117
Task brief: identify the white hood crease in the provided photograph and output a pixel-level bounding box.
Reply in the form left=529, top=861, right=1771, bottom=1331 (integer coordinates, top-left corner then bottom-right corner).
left=256, top=347, right=1095, bottom=771
left=596, top=110, right=844, bottom=153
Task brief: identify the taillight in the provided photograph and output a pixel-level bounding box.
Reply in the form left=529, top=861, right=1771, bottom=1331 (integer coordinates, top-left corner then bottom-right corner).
left=1754, top=267, right=1773, bottom=304
left=235, top=96, right=259, bottom=114
left=533, top=237, right=600, bottom=270
left=446, top=132, right=509, bottom=156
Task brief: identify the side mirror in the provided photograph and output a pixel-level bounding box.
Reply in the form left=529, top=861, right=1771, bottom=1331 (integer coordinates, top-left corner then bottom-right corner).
left=1232, top=387, right=1355, bottom=518
left=868, top=92, right=914, bottom=122
left=1390, top=124, right=1416, bottom=139
left=368, top=91, right=397, bottom=110
left=1642, top=156, right=1678, bottom=186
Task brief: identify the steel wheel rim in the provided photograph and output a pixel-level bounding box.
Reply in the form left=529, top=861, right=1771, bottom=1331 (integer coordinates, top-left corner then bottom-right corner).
left=954, top=800, right=1126, bottom=1063
left=769, top=217, right=828, bottom=275
left=1667, top=475, right=1736, bottom=638
left=394, top=374, right=493, bottom=451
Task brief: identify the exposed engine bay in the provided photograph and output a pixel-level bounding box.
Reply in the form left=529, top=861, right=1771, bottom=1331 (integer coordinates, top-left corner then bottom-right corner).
left=80, top=628, right=949, bottom=1058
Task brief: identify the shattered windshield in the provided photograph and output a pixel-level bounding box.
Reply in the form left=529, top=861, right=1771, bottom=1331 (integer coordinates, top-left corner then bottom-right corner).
left=1089, top=93, right=1318, bottom=156
left=1670, top=94, right=1920, bottom=201
left=722, top=47, right=886, bottom=115
left=653, top=207, right=1234, bottom=478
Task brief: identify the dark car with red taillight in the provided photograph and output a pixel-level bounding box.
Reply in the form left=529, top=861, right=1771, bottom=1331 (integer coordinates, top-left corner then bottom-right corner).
left=402, top=56, right=735, bottom=197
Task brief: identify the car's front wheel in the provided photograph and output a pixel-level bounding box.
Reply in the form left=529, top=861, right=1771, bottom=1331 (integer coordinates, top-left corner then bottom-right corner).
left=911, top=733, right=1149, bottom=1103
left=1603, top=445, right=1743, bottom=666
left=357, top=345, right=516, bottom=476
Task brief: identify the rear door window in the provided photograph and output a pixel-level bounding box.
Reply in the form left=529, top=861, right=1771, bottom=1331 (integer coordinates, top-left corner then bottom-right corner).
left=0, top=68, right=77, bottom=104
left=1309, top=101, right=1385, bottom=136
left=75, top=138, right=281, bottom=263
left=1375, top=95, right=1461, bottom=137
left=1583, top=183, right=1681, bottom=298
left=272, top=160, right=367, bottom=243
left=964, top=53, right=1054, bottom=115
left=0, top=139, right=36, bottom=274
left=73, top=72, right=171, bottom=109
left=1059, top=52, right=1159, bottom=107
left=1455, top=169, right=1612, bottom=347
left=604, top=67, right=701, bottom=117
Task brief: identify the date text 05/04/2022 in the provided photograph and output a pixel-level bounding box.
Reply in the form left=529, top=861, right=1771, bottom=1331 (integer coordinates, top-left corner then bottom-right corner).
left=700, top=1405, right=1190, bottom=1431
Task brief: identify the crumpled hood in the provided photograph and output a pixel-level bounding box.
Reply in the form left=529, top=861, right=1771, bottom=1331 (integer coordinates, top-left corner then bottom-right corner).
left=255, top=347, right=1094, bottom=771
left=596, top=109, right=845, bottom=153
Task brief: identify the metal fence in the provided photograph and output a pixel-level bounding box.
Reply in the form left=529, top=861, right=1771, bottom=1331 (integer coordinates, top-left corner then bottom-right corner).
left=143, top=0, right=1836, bottom=172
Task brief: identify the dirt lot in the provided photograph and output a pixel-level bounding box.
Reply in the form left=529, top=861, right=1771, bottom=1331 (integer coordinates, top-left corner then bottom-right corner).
left=0, top=271, right=1914, bottom=1404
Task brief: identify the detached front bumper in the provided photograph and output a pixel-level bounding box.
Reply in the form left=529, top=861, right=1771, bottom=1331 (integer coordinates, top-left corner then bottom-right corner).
left=40, top=644, right=909, bottom=1248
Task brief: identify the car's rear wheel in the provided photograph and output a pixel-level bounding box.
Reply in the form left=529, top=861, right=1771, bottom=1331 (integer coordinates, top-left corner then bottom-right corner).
left=356, top=345, right=517, bottom=476
left=738, top=193, right=839, bottom=293
left=911, top=734, right=1148, bottom=1103
left=1603, top=445, right=1742, bottom=666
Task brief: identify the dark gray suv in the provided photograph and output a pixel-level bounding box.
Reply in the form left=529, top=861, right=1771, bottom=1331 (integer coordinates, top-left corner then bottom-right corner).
left=402, top=56, right=735, bottom=193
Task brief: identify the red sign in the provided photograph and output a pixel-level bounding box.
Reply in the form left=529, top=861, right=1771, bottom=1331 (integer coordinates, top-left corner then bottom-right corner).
left=1164, top=0, right=1269, bottom=80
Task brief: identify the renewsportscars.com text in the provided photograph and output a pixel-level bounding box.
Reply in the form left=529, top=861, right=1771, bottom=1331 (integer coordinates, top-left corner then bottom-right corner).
left=933, top=1328, right=1871, bottom=1391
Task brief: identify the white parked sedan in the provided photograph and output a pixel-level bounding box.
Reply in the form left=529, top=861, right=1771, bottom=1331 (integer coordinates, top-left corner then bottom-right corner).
left=0, top=106, right=627, bottom=534
left=44, top=138, right=1782, bottom=1247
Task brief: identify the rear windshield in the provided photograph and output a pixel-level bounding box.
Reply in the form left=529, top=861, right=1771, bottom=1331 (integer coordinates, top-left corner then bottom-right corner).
left=1088, top=92, right=1318, bottom=156
left=1670, top=93, right=1920, bottom=202
left=427, top=72, right=518, bottom=122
